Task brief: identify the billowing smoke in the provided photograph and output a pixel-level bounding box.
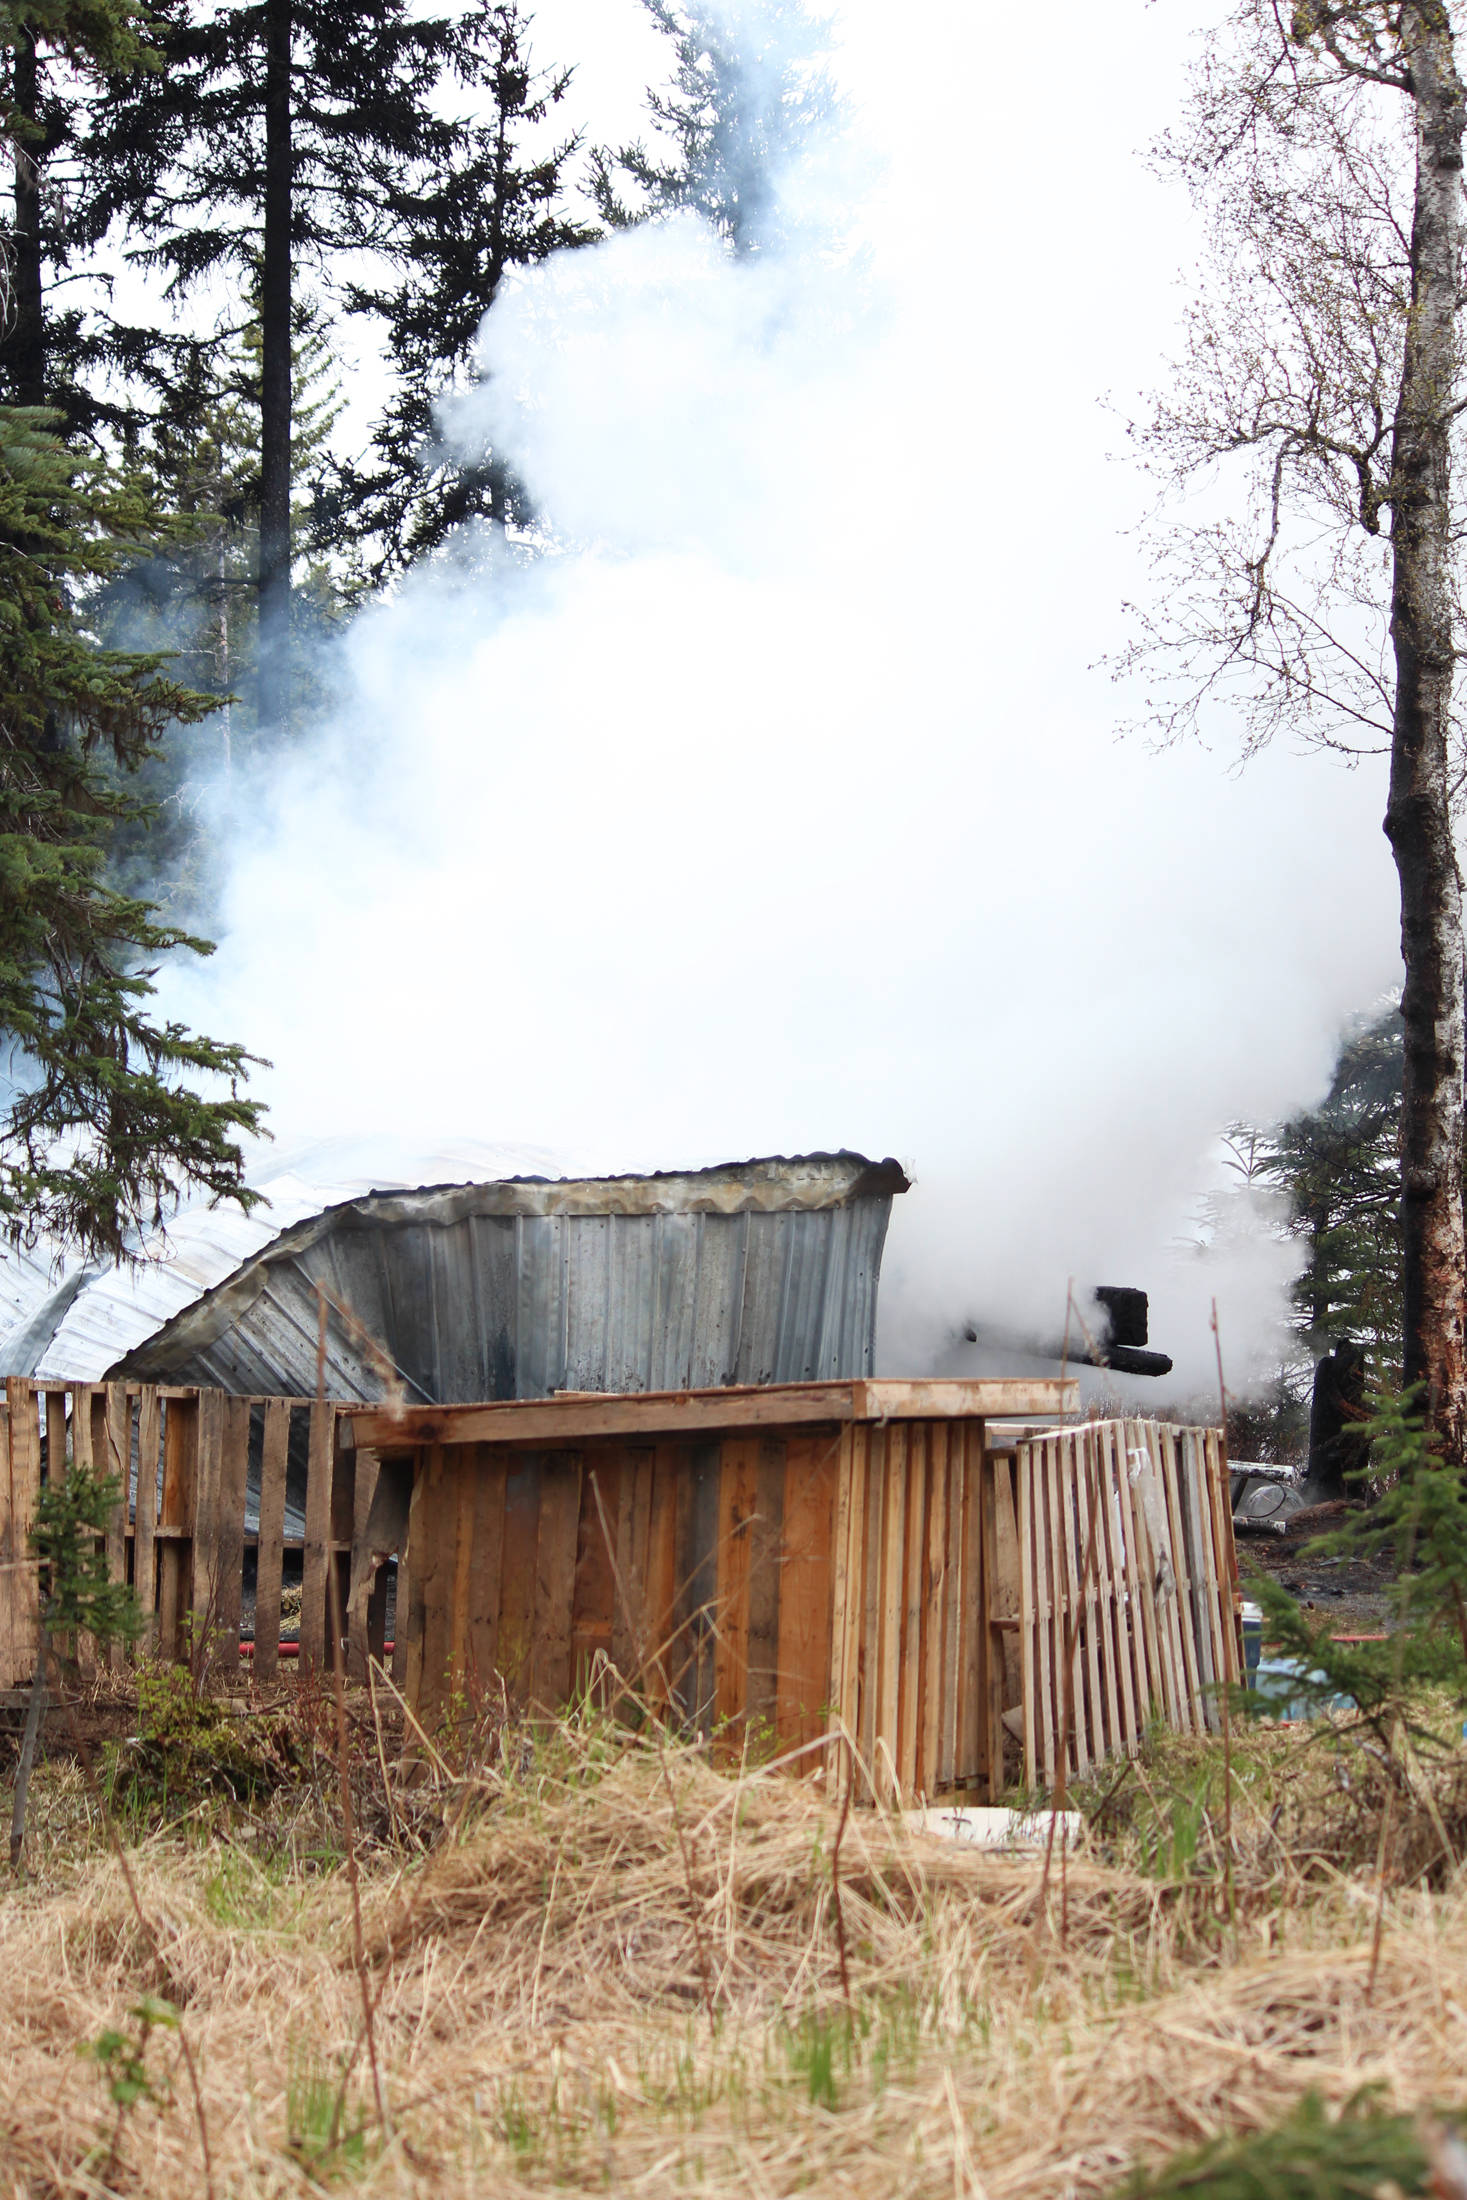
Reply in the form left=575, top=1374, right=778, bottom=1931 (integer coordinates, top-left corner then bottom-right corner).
left=156, top=0, right=1403, bottom=1396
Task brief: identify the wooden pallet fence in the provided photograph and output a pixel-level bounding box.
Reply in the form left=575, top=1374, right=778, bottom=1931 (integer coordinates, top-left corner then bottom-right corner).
left=353, top=1380, right=1085, bottom=1806
left=1010, top=1418, right=1240, bottom=1789
left=0, top=1380, right=383, bottom=1688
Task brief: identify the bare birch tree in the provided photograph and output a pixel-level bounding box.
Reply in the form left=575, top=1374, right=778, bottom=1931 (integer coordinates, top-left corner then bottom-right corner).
left=1122, top=0, right=1467, bottom=1457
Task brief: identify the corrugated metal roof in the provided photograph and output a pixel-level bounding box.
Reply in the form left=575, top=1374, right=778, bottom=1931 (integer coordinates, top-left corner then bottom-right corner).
left=109, top=1152, right=908, bottom=1403
left=0, top=1137, right=566, bottom=1380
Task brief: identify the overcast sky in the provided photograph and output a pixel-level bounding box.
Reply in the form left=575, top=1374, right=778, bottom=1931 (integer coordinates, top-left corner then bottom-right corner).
left=161, top=0, right=1405, bottom=1391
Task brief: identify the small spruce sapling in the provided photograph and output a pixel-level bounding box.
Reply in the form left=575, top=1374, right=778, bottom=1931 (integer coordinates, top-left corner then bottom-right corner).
left=1247, top=1386, right=1467, bottom=1756
left=9, top=1458, right=142, bottom=1866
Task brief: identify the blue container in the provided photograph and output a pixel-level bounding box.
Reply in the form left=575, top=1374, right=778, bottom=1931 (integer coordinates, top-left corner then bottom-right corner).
left=1241, top=1600, right=1262, bottom=1678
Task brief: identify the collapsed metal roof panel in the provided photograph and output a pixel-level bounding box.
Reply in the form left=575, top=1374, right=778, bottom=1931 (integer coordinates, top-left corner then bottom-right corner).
left=108, top=1153, right=910, bottom=1403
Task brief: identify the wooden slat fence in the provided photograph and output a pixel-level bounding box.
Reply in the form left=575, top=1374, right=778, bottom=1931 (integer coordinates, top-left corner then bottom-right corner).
left=992, top=1418, right=1239, bottom=1790
left=0, top=1379, right=388, bottom=1690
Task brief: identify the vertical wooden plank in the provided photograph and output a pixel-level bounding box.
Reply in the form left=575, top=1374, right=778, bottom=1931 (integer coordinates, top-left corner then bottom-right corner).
left=401, top=1460, right=429, bottom=1718
left=133, top=1387, right=161, bottom=1658
left=1088, top=1425, right=1125, bottom=1760
left=1099, top=1423, right=1140, bottom=1752
left=834, top=1426, right=866, bottom=1757
left=574, top=1451, right=620, bottom=1696
left=1017, top=1442, right=1037, bottom=1789
left=187, top=1387, right=225, bottom=1664
left=712, top=1436, right=760, bottom=1745
left=415, top=1445, right=454, bottom=1712
left=0, top=1394, right=13, bottom=1689
left=775, top=1431, right=838, bottom=1757
left=1112, top=1419, right=1160, bottom=1729
left=979, top=1441, right=1006, bottom=1802
left=156, top=1394, right=198, bottom=1665
left=858, top=1427, right=885, bottom=1783
left=1134, top=1421, right=1187, bottom=1729
left=347, top=1444, right=382, bottom=1682
left=211, top=1396, right=250, bottom=1679
left=299, top=1400, right=333, bottom=1672
left=1157, top=1424, right=1204, bottom=1729
left=1175, top=1428, right=1218, bottom=1718
left=467, top=1449, right=508, bottom=1692
left=102, top=1386, right=130, bottom=1606
left=447, top=1453, right=477, bottom=1691
left=3, top=1381, right=40, bottom=1688
left=873, top=1424, right=906, bottom=1803
left=497, top=1451, right=542, bottom=1704
left=941, top=1429, right=965, bottom=1787
left=44, top=1391, right=66, bottom=1488
left=745, top=1437, right=786, bottom=1738
left=922, top=1423, right=948, bottom=1794
left=532, top=1451, right=583, bottom=1712
left=72, top=1385, right=95, bottom=1471
left=252, top=1400, right=290, bottom=1683
left=1205, top=1428, right=1242, bottom=1689
left=672, top=1440, right=720, bottom=1735
left=899, top=1425, right=926, bottom=1798
left=1030, top=1440, right=1055, bottom=1784
left=959, top=1424, right=984, bottom=1790
left=643, top=1445, right=682, bottom=1711
left=599, top=1450, right=635, bottom=1680
left=1059, top=1430, right=1090, bottom=1777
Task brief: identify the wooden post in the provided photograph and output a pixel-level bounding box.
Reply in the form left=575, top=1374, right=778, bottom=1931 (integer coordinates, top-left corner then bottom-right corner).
left=134, top=1387, right=162, bottom=1656
left=254, top=1400, right=291, bottom=1683
left=300, top=1400, right=334, bottom=1672
left=214, top=1397, right=251, bottom=1678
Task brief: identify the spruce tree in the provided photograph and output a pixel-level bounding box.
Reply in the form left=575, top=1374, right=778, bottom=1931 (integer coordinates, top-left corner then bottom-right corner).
left=0, top=404, right=264, bottom=1259
left=590, top=0, right=833, bottom=255
left=74, top=0, right=588, bottom=728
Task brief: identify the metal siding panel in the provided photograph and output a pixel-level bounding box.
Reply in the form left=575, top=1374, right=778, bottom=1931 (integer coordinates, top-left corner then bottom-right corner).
left=649, top=1213, right=699, bottom=1390
left=468, top=1215, right=518, bottom=1399
left=514, top=1216, right=567, bottom=1398
left=688, top=1213, right=748, bottom=1388
left=732, top=1213, right=788, bottom=1385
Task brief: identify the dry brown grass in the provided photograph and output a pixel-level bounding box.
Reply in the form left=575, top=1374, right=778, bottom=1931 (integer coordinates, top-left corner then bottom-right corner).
left=4, top=1708, right=1467, bottom=2198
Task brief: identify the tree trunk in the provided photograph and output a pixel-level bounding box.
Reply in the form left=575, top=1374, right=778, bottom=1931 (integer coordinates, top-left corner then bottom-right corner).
left=258, top=0, right=292, bottom=736
left=3, top=35, right=46, bottom=409
left=1384, top=4, right=1467, bottom=1460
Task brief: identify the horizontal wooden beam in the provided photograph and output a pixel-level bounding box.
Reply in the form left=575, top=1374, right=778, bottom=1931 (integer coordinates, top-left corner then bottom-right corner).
left=347, top=1377, right=1078, bottom=1453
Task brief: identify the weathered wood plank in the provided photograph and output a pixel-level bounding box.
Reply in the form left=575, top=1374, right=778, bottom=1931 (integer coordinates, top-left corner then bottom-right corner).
left=712, top=1436, right=760, bottom=1745
left=745, top=1437, right=786, bottom=1737
left=774, top=1431, right=837, bottom=1758
left=350, top=1377, right=1079, bottom=1452
left=532, top=1452, right=582, bottom=1712
left=134, top=1387, right=162, bottom=1657
left=156, top=1394, right=198, bottom=1665
left=2, top=1381, right=40, bottom=1689
left=898, top=1425, right=925, bottom=1798
left=299, top=1401, right=334, bottom=1672
left=959, top=1424, right=984, bottom=1791
left=253, top=1400, right=290, bottom=1683
left=467, top=1450, right=508, bottom=1694
left=214, top=1396, right=251, bottom=1678
left=347, top=1444, right=382, bottom=1682
left=497, top=1455, right=541, bottom=1704
left=922, top=1424, right=948, bottom=1794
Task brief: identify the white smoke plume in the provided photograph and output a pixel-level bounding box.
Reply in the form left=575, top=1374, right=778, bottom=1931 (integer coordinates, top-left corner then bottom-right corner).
left=157, top=0, right=1404, bottom=1397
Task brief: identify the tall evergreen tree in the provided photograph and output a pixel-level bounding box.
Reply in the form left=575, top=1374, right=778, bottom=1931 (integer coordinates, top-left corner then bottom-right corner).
left=1247, top=1010, right=1406, bottom=1366
left=73, top=0, right=582, bottom=730
left=0, top=405, right=263, bottom=1258
left=327, top=11, right=592, bottom=584
left=0, top=4, right=162, bottom=431
left=590, top=0, right=833, bottom=255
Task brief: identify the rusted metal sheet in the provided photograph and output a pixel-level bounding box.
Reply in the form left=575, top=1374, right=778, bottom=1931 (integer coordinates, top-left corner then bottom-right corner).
left=107, top=1154, right=909, bottom=1405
